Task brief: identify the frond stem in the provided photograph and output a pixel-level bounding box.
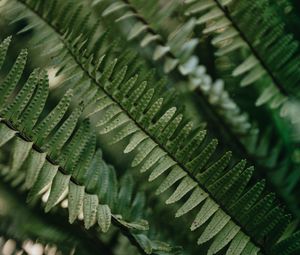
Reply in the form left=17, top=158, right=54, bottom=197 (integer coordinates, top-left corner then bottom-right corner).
left=214, top=0, right=288, bottom=96
left=0, top=118, right=149, bottom=255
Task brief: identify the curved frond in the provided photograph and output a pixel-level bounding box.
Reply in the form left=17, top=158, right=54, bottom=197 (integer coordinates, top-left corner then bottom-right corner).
left=184, top=0, right=300, bottom=115
left=1, top=1, right=299, bottom=254
left=98, top=0, right=254, bottom=139
left=0, top=37, right=175, bottom=255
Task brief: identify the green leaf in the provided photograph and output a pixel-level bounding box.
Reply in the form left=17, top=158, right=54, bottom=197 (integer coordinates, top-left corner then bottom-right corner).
left=176, top=130, right=206, bottom=163
left=0, top=49, right=27, bottom=108
left=100, top=166, right=118, bottom=209
left=11, top=137, right=32, bottom=174
left=241, top=243, right=259, bottom=255
left=61, top=120, right=91, bottom=174
left=197, top=151, right=232, bottom=185
left=208, top=221, right=240, bottom=255
left=2, top=68, right=40, bottom=122
left=25, top=150, right=46, bottom=189
left=128, top=22, right=148, bottom=40
left=133, top=234, right=152, bottom=254
left=240, top=66, right=266, bottom=87
left=98, top=113, right=129, bottom=134
left=175, top=187, right=208, bottom=217
left=149, top=107, right=177, bottom=135
left=111, top=122, right=139, bottom=144
left=27, top=161, right=58, bottom=202
left=19, top=69, right=49, bottom=133
left=140, top=147, right=166, bottom=173
left=68, top=182, right=84, bottom=224
left=148, top=156, right=176, bottom=181
left=0, top=123, right=16, bottom=147
left=198, top=210, right=231, bottom=245
left=115, top=218, right=149, bottom=231
left=124, top=131, right=147, bottom=153
left=142, top=98, right=164, bottom=127
left=0, top=36, right=12, bottom=70
left=197, top=7, right=224, bottom=25
left=208, top=160, right=246, bottom=198
left=272, top=231, right=300, bottom=255
left=33, top=89, right=73, bottom=146
left=191, top=198, right=219, bottom=231
left=132, top=138, right=156, bottom=167
left=156, top=166, right=186, bottom=195
left=232, top=55, right=258, bottom=77
left=97, top=204, right=111, bottom=233
left=102, top=2, right=127, bottom=17
left=46, top=105, right=83, bottom=158
left=186, top=139, right=218, bottom=174
left=96, top=105, right=122, bottom=127
left=153, top=45, right=170, bottom=60
left=226, top=232, right=249, bottom=255
left=166, top=176, right=197, bottom=204
left=45, top=172, right=70, bottom=212
left=230, top=180, right=265, bottom=217
left=83, top=193, right=98, bottom=229
left=117, top=174, right=134, bottom=216
left=185, top=0, right=216, bottom=16
left=141, top=33, right=160, bottom=47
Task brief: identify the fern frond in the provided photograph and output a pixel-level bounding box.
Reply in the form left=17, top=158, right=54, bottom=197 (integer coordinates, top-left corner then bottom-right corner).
left=2, top=2, right=298, bottom=254
left=0, top=180, right=100, bottom=255
left=0, top=37, right=176, bottom=255
left=272, top=230, right=300, bottom=255
left=96, top=0, right=289, bottom=173
left=98, top=0, right=254, bottom=139
left=184, top=0, right=300, bottom=114
left=95, top=0, right=300, bottom=221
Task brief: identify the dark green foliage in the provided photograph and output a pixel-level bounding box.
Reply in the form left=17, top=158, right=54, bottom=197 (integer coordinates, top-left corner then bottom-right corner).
left=0, top=0, right=299, bottom=255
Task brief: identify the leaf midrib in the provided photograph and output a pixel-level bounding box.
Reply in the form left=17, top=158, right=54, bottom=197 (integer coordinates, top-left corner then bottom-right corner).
left=117, top=0, right=299, bottom=221
left=214, top=0, right=288, bottom=96
left=16, top=1, right=266, bottom=252
left=0, top=118, right=150, bottom=255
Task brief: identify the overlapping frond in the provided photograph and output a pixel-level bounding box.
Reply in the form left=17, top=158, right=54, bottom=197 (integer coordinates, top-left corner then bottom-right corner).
left=95, top=0, right=300, bottom=222
left=1, top=1, right=299, bottom=254
left=0, top=182, right=91, bottom=255
left=97, top=0, right=254, bottom=139
left=184, top=0, right=300, bottom=117
left=96, top=0, right=292, bottom=162
left=0, top=37, right=176, bottom=255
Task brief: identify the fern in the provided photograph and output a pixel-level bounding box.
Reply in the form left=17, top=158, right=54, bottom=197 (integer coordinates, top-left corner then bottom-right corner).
left=102, top=0, right=300, bottom=220
left=2, top=1, right=299, bottom=254
left=0, top=0, right=300, bottom=254
left=179, top=0, right=300, bottom=218
left=98, top=0, right=255, bottom=139
left=94, top=0, right=291, bottom=151
left=184, top=0, right=300, bottom=115
left=0, top=37, right=176, bottom=255
left=0, top=180, right=98, bottom=255
left=95, top=0, right=286, bottom=170
left=93, top=0, right=300, bottom=224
